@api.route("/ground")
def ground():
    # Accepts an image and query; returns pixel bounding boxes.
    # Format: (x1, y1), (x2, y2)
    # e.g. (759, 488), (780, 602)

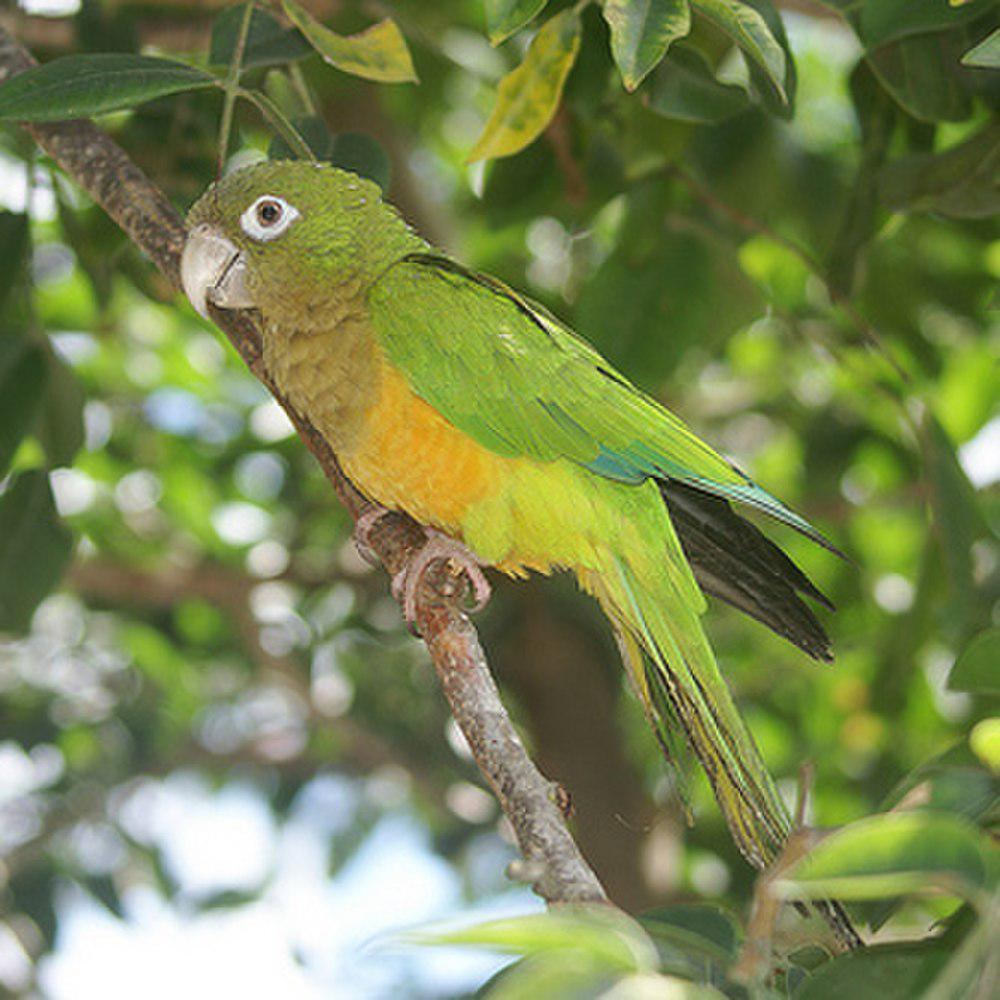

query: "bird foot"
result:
(353, 507), (491, 630)
(390, 529), (491, 630)
(352, 504), (392, 567)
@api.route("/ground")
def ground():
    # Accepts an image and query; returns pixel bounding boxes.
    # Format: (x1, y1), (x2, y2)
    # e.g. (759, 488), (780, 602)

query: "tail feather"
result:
(589, 554), (793, 869)
(581, 546), (861, 950)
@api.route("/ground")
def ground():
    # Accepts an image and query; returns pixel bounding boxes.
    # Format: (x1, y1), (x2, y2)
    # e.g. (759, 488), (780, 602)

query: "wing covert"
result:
(368, 253), (833, 547)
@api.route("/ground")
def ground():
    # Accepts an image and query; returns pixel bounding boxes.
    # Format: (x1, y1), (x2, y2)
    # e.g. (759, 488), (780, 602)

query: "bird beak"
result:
(181, 223), (254, 319)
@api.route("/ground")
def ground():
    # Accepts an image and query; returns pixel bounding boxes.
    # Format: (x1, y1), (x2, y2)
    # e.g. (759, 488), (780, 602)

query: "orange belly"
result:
(338, 359), (503, 536)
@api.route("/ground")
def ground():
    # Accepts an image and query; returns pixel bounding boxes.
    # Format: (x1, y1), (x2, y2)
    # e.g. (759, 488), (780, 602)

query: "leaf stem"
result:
(288, 62), (317, 117)
(217, 0), (255, 175)
(240, 87), (316, 161)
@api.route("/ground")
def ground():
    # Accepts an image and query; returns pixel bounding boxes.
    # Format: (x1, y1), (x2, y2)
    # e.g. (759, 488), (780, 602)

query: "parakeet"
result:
(182, 160), (857, 946)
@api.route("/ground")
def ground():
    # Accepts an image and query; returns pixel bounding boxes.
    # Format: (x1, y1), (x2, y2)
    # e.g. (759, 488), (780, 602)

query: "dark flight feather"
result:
(660, 479), (835, 663)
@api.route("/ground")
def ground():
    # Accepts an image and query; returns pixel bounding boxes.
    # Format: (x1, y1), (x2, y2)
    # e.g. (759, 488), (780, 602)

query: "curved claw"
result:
(391, 529), (491, 630)
(352, 504), (392, 567)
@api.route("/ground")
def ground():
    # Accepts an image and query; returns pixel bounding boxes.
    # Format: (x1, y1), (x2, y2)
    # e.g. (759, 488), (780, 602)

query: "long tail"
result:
(589, 552), (791, 869)
(579, 540), (861, 949)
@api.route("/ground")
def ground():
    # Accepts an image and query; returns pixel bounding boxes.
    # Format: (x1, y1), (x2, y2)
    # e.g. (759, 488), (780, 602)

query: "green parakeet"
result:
(182, 160), (858, 947)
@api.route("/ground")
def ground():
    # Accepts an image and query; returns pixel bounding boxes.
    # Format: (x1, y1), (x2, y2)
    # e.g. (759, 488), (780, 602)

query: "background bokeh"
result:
(0, 0), (997, 995)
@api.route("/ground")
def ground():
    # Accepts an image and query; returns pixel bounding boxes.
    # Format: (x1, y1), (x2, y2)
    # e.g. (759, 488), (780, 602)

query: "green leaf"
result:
(738, 235), (811, 312)
(480, 954), (614, 1000)
(739, 0), (796, 116)
(485, 0), (549, 45)
(35, 353), (85, 469)
(918, 412), (989, 615)
(281, 0), (417, 83)
(603, 0), (692, 92)
(468, 10), (581, 162)
(0, 471), (73, 633)
(867, 33), (975, 123)
(859, 0), (997, 50)
(881, 743), (1000, 825)
(778, 813), (995, 903)
(827, 61), (896, 296)
(962, 26), (1000, 66)
(81, 875), (124, 918)
(648, 43), (751, 122)
(949, 628), (1000, 696)
(577, 208), (760, 379)
(863, 742), (1000, 929)
(0, 338), (49, 477)
(321, 132), (391, 191)
(691, 0), (786, 103)
(797, 940), (954, 1000)
(0, 212), (29, 314)
(409, 907), (659, 973)
(210, 3), (312, 70)
(485, 957), (722, 1000)
(269, 120), (391, 190)
(54, 194), (123, 310)
(0, 54), (217, 122)
(639, 904), (740, 964)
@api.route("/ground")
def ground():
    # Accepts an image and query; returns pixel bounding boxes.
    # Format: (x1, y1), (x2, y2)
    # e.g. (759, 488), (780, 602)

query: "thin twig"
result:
(731, 827), (826, 985)
(288, 63), (318, 117)
(795, 760), (814, 829)
(241, 86), (318, 161)
(0, 25), (608, 908)
(216, 0), (255, 174)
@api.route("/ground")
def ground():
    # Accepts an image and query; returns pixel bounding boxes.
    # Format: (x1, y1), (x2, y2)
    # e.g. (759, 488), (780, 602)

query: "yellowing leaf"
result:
(282, 0), (417, 84)
(468, 10), (581, 162)
(604, 0), (692, 92)
(485, 0), (549, 45)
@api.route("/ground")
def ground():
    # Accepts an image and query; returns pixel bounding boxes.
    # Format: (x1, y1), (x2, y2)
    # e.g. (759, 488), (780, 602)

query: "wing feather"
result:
(369, 253), (836, 548)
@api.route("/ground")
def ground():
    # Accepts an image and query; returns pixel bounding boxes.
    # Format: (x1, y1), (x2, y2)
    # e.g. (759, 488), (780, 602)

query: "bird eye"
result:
(240, 195), (300, 242)
(257, 200), (281, 225)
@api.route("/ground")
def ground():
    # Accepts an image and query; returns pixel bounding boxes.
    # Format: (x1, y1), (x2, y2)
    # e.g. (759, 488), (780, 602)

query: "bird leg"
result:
(353, 505), (491, 629)
(391, 529), (491, 629)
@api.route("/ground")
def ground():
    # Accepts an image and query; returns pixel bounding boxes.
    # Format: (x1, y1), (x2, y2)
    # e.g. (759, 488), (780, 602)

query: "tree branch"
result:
(0, 26), (608, 907)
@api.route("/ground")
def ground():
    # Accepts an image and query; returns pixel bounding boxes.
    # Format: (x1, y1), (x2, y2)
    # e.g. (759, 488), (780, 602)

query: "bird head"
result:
(181, 160), (404, 322)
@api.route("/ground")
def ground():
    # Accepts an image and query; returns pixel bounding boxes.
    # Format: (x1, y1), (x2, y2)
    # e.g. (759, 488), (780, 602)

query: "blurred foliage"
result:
(0, 0), (997, 995)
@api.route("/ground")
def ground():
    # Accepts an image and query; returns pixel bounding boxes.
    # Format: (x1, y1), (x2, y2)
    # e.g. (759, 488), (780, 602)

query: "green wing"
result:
(368, 253), (831, 546)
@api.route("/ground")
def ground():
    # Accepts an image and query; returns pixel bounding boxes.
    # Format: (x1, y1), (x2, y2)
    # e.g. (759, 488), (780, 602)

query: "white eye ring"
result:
(240, 195), (300, 242)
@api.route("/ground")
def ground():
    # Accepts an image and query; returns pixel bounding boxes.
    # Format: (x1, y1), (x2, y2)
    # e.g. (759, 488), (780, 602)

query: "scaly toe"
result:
(396, 530), (490, 629)
(462, 562), (492, 612)
(353, 504), (392, 567)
